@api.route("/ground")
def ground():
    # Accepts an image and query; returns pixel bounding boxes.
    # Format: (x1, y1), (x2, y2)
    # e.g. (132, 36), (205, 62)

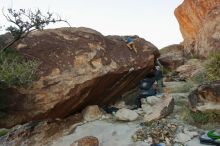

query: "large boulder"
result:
(188, 80), (220, 112)
(143, 95), (174, 122)
(175, 0), (220, 57)
(159, 44), (185, 70)
(176, 59), (203, 80)
(0, 27), (159, 128)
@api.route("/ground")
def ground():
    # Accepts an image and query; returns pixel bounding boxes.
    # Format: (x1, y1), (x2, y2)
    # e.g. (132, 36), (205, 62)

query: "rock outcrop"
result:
(159, 44), (185, 70)
(0, 33), (13, 48)
(188, 80), (220, 112)
(175, 0), (220, 57)
(195, 5), (220, 57)
(175, 0), (220, 41)
(143, 95), (174, 123)
(176, 59), (203, 80)
(0, 27), (159, 128)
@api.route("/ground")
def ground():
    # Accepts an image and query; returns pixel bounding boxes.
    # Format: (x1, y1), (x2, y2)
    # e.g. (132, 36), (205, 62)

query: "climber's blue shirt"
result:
(127, 37), (134, 43)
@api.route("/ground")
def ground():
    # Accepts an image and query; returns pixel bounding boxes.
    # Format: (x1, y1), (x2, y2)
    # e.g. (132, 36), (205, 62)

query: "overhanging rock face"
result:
(0, 27), (159, 128)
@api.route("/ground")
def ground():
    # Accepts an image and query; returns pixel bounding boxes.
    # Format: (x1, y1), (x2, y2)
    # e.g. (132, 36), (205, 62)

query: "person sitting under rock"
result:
(135, 63), (164, 109)
(136, 71), (156, 108)
(102, 105), (119, 114)
(155, 59), (165, 90)
(124, 36), (138, 53)
(155, 65), (164, 94)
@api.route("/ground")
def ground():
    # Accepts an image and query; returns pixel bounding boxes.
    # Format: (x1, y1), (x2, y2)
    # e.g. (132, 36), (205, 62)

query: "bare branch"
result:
(1, 8), (71, 52)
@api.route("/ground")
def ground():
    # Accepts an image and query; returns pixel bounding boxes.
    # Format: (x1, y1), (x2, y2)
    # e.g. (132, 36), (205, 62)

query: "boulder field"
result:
(0, 27), (159, 128)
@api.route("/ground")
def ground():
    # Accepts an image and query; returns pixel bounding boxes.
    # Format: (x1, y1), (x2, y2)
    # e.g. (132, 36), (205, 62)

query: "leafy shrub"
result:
(174, 80), (195, 93)
(0, 49), (39, 88)
(0, 128), (9, 137)
(162, 67), (173, 75)
(180, 103), (220, 126)
(190, 70), (208, 85)
(182, 80), (195, 92)
(205, 53), (220, 81)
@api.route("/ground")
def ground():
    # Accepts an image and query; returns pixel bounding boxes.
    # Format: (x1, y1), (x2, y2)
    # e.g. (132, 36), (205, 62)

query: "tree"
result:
(0, 8), (70, 88)
(1, 8), (70, 52)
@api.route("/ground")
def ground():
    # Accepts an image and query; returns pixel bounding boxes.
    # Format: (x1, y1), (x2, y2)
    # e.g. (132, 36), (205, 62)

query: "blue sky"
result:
(0, 0), (183, 48)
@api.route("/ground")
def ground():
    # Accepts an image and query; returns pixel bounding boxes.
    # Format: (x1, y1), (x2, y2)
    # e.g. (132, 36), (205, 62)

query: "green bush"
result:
(190, 70), (208, 85)
(162, 67), (173, 75)
(205, 53), (220, 81)
(0, 49), (39, 88)
(174, 80), (195, 93)
(180, 103), (220, 126)
(0, 128), (9, 137)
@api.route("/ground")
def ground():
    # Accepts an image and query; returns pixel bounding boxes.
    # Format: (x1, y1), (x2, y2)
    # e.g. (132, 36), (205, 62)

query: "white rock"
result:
(188, 131), (199, 137)
(183, 128), (199, 138)
(101, 115), (106, 119)
(145, 137), (153, 144)
(144, 95), (174, 122)
(82, 105), (102, 122)
(175, 133), (191, 143)
(141, 104), (153, 114)
(147, 96), (161, 105)
(197, 102), (220, 112)
(115, 108), (138, 121)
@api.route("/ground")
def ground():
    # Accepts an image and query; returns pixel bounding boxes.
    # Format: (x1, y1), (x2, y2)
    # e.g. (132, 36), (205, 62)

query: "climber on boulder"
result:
(123, 35), (138, 53)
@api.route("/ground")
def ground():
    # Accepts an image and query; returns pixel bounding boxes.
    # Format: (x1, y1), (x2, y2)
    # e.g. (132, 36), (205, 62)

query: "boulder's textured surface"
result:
(175, 0), (220, 57)
(0, 33), (13, 48)
(0, 114), (83, 146)
(195, 5), (220, 57)
(175, 0), (220, 41)
(143, 95), (174, 122)
(159, 44), (185, 70)
(176, 59), (203, 80)
(188, 80), (220, 112)
(0, 27), (159, 128)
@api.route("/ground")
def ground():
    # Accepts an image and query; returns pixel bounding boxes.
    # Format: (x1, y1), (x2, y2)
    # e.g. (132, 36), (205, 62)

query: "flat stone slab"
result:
(52, 120), (143, 146)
